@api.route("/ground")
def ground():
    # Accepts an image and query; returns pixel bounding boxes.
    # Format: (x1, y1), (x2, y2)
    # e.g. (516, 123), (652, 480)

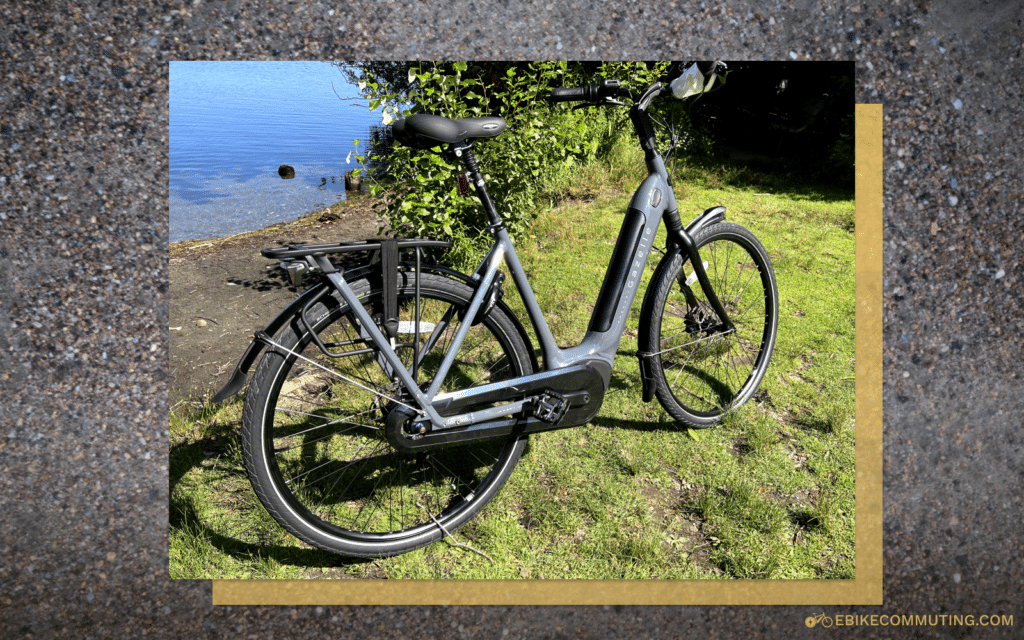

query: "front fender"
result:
(684, 205), (726, 239)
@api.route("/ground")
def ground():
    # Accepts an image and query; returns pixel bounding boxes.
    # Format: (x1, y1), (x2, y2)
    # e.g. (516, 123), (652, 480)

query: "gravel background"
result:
(2, 0), (1022, 637)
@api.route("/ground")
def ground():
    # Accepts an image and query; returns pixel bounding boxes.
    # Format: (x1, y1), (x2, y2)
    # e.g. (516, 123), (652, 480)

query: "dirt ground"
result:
(169, 195), (385, 405)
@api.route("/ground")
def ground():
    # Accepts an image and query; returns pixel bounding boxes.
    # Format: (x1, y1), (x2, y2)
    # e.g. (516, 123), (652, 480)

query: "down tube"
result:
(571, 173), (669, 367)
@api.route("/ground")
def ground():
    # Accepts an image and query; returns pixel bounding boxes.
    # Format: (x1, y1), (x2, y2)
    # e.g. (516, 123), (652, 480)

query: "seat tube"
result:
(455, 144), (502, 226)
(424, 245), (505, 398)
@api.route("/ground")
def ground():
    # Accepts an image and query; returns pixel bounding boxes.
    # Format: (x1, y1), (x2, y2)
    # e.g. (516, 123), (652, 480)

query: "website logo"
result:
(805, 613), (833, 628)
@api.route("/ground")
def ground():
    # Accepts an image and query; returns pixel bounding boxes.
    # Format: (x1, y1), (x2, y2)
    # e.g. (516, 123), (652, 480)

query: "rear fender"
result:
(209, 282), (336, 403)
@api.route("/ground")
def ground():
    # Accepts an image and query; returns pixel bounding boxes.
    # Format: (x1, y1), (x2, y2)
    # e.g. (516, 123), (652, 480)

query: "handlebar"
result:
(549, 61), (727, 107)
(549, 80), (633, 104)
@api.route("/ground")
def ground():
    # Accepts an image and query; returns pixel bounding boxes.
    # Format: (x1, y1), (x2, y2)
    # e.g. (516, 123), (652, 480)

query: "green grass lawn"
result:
(169, 158), (855, 581)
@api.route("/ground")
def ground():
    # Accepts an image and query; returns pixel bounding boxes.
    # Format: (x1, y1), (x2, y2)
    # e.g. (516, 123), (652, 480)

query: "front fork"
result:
(665, 209), (734, 333)
(636, 206), (734, 403)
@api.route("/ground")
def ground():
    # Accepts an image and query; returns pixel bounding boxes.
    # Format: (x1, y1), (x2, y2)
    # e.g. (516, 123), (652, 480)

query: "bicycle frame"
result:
(217, 72), (774, 560)
(324, 183), (664, 422)
(317, 91), (734, 452)
(214, 82), (738, 452)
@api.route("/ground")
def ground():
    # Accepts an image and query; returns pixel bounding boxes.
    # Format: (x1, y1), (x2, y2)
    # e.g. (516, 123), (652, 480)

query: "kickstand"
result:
(416, 502), (494, 562)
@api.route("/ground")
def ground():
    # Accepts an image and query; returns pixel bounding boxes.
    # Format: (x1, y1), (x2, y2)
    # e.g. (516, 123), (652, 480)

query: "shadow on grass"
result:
(169, 435), (374, 577)
(589, 414), (669, 435)
(677, 155), (854, 204)
(788, 506), (827, 532)
(789, 412), (846, 436)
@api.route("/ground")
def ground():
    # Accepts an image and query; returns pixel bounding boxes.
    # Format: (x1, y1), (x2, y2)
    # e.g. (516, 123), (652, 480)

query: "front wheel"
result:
(241, 271), (535, 558)
(641, 222), (779, 428)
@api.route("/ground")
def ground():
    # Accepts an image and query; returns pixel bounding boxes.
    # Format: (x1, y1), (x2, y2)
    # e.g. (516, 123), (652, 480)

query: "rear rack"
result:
(264, 239), (452, 287)
(261, 238), (452, 260)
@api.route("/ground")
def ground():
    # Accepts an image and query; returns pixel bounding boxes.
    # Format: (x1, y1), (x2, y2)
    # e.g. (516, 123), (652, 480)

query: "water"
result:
(169, 61), (383, 243)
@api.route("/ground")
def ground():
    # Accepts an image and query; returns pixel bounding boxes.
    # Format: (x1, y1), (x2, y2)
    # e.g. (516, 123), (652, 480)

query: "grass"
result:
(169, 143), (855, 580)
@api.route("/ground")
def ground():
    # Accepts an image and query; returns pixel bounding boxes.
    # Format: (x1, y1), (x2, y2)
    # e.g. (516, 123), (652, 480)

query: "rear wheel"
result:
(643, 222), (778, 428)
(241, 271), (534, 557)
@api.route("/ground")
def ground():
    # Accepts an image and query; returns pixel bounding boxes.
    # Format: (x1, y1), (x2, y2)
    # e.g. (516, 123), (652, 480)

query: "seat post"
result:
(454, 143), (502, 227)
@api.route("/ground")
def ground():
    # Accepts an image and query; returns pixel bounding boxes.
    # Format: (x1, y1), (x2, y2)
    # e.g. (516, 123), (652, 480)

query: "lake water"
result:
(169, 61), (383, 243)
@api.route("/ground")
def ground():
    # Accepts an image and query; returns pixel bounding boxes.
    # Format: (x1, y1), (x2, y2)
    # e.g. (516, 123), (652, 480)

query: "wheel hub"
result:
(384, 405), (434, 456)
(685, 301), (719, 336)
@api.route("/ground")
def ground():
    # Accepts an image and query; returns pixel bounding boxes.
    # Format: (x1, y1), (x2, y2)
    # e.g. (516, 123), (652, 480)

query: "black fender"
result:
(209, 281), (338, 403)
(685, 205), (726, 238)
(209, 263), (537, 402)
(636, 206), (726, 403)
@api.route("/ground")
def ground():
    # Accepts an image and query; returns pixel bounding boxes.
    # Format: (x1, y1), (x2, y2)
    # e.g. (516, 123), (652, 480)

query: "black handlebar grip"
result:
(550, 82), (624, 103)
(549, 87), (589, 102)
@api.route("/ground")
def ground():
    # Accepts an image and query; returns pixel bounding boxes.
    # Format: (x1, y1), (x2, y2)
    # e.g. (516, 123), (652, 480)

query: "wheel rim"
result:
(659, 233), (773, 417)
(259, 282), (526, 544)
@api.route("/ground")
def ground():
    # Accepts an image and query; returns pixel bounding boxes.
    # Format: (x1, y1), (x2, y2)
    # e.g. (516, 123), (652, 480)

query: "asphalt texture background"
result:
(2, 1), (1022, 637)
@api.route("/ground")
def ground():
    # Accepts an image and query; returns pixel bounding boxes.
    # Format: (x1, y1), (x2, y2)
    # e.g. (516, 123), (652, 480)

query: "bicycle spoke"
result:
(275, 423), (375, 454)
(337, 317), (386, 393)
(284, 439), (375, 490)
(261, 332), (417, 411)
(351, 464), (393, 533)
(274, 407), (379, 435)
(657, 326), (735, 357)
(322, 440), (389, 522)
(243, 271), (531, 552)
(428, 454), (473, 495)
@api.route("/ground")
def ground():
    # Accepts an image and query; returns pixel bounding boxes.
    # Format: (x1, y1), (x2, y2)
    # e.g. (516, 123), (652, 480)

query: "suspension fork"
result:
(664, 214), (735, 332)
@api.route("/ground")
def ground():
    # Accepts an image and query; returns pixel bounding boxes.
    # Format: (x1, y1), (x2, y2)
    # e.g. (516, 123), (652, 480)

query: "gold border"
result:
(212, 104), (882, 606)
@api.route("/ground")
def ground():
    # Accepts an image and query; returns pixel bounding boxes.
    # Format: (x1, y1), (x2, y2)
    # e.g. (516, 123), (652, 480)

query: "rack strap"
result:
(380, 239), (400, 340)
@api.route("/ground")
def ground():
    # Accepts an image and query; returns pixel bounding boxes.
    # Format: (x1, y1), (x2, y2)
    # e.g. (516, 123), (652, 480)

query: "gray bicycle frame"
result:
(324, 83), (734, 433)
(323, 161), (685, 433)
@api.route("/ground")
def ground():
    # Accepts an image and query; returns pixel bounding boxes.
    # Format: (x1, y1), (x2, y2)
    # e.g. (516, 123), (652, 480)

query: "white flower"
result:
(346, 150), (354, 164)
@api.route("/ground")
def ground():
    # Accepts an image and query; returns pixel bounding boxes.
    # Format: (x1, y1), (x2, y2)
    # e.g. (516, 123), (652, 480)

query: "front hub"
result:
(685, 301), (719, 336)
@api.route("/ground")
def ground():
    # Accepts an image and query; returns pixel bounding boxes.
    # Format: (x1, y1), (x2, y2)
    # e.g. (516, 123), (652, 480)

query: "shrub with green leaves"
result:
(349, 61), (676, 268)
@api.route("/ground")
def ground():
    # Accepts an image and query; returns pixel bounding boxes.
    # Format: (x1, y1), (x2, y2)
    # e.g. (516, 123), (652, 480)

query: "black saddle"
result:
(391, 114), (507, 149)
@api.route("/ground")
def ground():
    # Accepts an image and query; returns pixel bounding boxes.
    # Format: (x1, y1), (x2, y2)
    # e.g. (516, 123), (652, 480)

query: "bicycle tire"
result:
(241, 271), (534, 558)
(642, 222), (778, 428)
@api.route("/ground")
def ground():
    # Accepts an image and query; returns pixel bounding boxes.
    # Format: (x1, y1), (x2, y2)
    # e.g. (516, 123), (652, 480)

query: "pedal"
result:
(529, 391), (569, 424)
